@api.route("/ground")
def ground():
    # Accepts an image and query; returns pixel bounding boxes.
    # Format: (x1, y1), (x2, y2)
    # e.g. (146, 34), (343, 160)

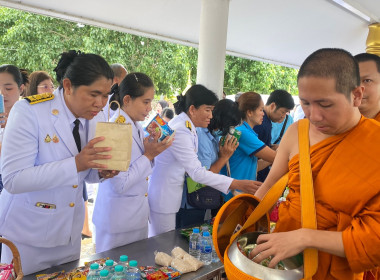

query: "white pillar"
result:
(196, 0), (230, 99)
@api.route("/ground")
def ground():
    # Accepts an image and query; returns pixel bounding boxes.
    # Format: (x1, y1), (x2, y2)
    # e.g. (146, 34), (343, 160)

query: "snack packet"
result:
(140, 266), (168, 280)
(36, 270), (66, 280)
(159, 267), (181, 279)
(144, 114), (175, 142)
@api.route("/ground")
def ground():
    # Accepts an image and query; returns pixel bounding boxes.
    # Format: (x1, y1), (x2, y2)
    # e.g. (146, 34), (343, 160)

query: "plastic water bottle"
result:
(201, 225), (209, 235)
(99, 269), (110, 280)
(104, 260), (116, 276)
(119, 255), (129, 271)
(212, 243), (219, 263)
(87, 263), (100, 280)
(189, 228), (200, 259)
(125, 260), (140, 280)
(200, 232), (212, 265)
(111, 265), (126, 280)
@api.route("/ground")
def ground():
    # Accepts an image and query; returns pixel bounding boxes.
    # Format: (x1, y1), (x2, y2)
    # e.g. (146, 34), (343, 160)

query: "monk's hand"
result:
(75, 136), (112, 172)
(99, 169), (119, 179)
(249, 229), (307, 268)
(143, 134), (174, 161)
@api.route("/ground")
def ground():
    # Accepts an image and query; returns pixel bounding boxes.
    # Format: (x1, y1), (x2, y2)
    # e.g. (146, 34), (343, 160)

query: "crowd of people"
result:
(0, 47), (379, 279)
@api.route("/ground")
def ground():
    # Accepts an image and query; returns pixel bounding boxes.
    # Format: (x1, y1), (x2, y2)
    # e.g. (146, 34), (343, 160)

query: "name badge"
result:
(35, 202), (56, 209)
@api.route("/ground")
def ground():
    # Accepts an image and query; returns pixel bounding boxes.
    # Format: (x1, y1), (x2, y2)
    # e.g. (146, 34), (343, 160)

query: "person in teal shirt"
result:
(223, 92), (277, 198)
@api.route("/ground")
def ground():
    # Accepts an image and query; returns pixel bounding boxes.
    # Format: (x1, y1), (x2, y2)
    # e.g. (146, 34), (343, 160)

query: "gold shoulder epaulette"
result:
(186, 121), (192, 131)
(24, 93), (55, 105)
(115, 115), (126, 124)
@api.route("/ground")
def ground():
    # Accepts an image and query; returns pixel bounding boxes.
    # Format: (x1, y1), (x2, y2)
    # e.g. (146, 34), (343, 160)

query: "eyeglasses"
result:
(37, 85), (55, 91)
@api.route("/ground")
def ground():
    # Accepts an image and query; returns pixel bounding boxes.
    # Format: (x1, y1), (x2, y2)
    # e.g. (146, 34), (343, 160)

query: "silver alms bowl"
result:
(227, 232), (304, 280)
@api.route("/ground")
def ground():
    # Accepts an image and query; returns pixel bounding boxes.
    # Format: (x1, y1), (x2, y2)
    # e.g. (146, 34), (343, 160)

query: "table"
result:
(24, 230), (224, 280)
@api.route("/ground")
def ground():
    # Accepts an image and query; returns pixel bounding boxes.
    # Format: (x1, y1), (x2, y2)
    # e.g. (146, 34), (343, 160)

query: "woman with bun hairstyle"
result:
(93, 72), (173, 253)
(0, 50), (119, 274)
(148, 85), (262, 236)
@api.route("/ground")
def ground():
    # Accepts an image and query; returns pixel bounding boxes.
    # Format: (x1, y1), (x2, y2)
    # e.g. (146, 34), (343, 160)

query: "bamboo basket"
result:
(0, 237), (23, 280)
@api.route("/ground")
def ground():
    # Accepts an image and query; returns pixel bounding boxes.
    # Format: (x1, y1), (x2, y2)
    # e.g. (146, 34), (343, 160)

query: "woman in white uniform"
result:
(0, 50), (118, 274)
(93, 72), (173, 253)
(148, 85), (262, 236)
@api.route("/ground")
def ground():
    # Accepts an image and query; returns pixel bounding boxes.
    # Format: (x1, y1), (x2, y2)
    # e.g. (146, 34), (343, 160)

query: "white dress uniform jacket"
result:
(0, 89), (103, 274)
(93, 110), (152, 253)
(148, 112), (233, 215)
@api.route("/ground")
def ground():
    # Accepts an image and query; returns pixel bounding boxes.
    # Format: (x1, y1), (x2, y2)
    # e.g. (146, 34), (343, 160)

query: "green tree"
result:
(0, 7), (298, 97)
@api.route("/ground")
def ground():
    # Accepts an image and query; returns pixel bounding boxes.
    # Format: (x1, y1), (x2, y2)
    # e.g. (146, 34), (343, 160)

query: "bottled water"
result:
(201, 226), (209, 235)
(212, 243), (219, 263)
(111, 265), (126, 280)
(104, 259), (116, 276)
(125, 260), (140, 280)
(87, 263), (100, 280)
(99, 270), (110, 280)
(200, 232), (212, 265)
(119, 255), (129, 271)
(189, 228), (200, 259)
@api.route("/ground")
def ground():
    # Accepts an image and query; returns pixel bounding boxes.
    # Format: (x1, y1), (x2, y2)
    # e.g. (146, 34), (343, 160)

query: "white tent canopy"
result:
(1, 0), (379, 68)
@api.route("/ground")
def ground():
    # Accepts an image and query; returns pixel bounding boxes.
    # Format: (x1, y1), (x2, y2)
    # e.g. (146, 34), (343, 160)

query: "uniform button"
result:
(146, 177), (149, 181)
(69, 203), (75, 207)
(145, 193), (148, 197)
(73, 185), (78, 188)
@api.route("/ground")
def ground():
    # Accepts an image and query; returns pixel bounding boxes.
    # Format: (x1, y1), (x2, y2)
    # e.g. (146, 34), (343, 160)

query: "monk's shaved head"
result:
(298, 48), (360, 99)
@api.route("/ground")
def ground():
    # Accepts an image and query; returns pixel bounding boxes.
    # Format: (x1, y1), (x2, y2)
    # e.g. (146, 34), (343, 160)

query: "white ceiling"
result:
(0, 0), (378, 68)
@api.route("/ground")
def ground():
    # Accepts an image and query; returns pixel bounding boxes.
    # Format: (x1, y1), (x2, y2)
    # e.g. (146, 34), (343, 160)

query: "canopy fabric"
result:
(1, 0), (379, 68)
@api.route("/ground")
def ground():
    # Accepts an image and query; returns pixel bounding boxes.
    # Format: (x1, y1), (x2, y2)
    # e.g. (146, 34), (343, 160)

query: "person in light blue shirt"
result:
(271, 114), (294, 145)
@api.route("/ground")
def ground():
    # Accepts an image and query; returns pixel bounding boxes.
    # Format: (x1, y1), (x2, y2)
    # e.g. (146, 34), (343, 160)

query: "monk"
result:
(355, 53), (380, 280)
(252, 48), (380, 279)
(355, 53), (380, 122)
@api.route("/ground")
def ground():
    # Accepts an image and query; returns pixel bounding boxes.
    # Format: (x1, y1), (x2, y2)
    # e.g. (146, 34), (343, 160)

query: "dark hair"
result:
(208, 99), (241, 135)
(110, 63), (127, 78)
(354, 53), (380, 74)
(0, 64), (23, 87)
(19, 68), (29, 86)
(174, 84), (218, 115)
(109, 72), (154, 110)
(54, 50), (114, 88)
(298, 48), (360, 98)
(158, 100), (169, 110)
(266, 89), (295, 110)
(162, 107), (174, 120)
(25, 71), (53, 96)
(237, 92), (262, 119)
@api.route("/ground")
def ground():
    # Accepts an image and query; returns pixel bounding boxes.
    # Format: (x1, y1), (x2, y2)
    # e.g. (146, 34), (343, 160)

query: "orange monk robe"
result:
(375, 111), (380, 122)
(363, 112), (380, 280)
(275, 117), (380, 280)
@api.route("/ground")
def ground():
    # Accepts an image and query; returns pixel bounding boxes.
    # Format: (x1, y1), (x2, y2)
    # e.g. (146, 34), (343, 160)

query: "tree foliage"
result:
(0, 7), (298, 98)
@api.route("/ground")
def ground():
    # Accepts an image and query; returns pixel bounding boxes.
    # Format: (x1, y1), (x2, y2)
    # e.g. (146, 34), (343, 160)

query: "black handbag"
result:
(185, 162), (231, 210)
(186, 185), (224, 210)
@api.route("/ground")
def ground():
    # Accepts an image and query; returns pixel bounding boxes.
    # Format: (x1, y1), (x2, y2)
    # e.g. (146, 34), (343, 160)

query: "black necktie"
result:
(73, 119), (81, 152)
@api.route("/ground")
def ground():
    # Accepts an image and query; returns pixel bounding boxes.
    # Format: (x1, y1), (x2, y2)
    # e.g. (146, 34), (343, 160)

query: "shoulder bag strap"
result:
(229, 173), (288, 243)
(298, 118), (318, 279)
(273, 114), (289, 144)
